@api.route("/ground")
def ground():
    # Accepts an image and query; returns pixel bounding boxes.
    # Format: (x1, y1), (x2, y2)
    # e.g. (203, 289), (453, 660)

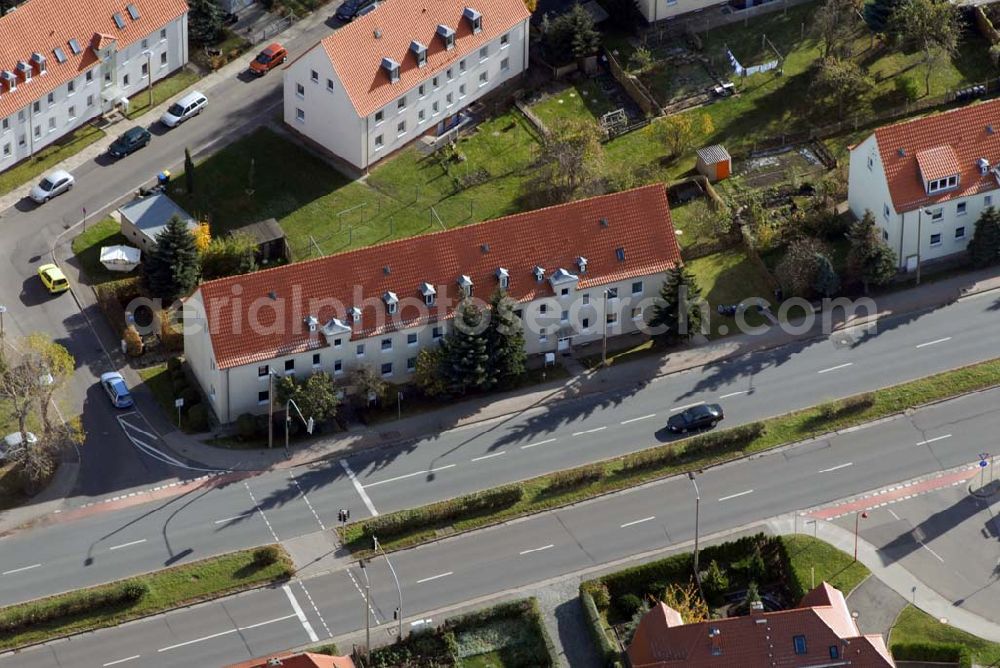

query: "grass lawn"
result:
(70, 217), (137, 285)
(782, 534), (870, 596)
(686, 248), (775, 337)
(125, 68), (203, 120)
(669, 198), (729, 249)
(890, 605), (1000, 664)
(0, 123), (104, 197)
(137, 364), (181, 429)
(0, 546), (293, 650)
(530, 80), (618, 126)
(339, 356), (1000, 555)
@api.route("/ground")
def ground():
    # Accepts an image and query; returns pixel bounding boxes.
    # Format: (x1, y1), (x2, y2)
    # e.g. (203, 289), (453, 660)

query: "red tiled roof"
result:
(226, 651), (355, 668)
(0, 0), (188, 120)
(871, 99), (1000, 213)
(196, 184), (681, 370)
(318, 0), (530, 117)
(627, 582), (896, 668)
(914, 145), (960, 183)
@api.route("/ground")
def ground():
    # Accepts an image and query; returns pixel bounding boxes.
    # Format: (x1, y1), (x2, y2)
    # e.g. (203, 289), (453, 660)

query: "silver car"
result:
(160, 91), (207, 128)
(30, 169), (74, 203)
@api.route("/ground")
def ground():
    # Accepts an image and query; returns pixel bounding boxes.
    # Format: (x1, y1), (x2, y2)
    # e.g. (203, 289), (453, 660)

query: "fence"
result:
(645, 0), (816, 42)
(246, 12), (296, 45)
(604, 49), (663, 117)
(514, 99), (552, 139)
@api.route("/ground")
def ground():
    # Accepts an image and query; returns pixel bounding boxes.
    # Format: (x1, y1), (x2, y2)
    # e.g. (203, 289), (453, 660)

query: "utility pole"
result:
(267, 370), (275, 448)
(853, 511), (868, 562)
(688, 472), (705, 604)
(359, 559), (371, 657)
(601, 289), (610, 366)
(144, 51), (153, 110)
(374, 535), (403, 641)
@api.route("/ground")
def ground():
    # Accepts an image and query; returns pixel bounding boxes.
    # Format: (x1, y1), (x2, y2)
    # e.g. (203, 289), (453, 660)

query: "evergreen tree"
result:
(541, 3), (601, 62)
(144, 215), (200, 302)
(863, 0), (903, 35)
(846, 211), (897, 293)
(485, 290), (526, 388)
(812, 252), (841, 297)
(968, 206), (1000, 268)
(441, 300), (491, 394)
(188, 0), (223, 45)
(647, 266), (703, 344)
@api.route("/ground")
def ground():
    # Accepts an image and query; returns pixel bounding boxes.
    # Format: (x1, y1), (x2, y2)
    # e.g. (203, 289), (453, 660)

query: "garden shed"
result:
(696, 145), (732, 183)
(118, 194), (198, 251)
(240, 218), (289, 265)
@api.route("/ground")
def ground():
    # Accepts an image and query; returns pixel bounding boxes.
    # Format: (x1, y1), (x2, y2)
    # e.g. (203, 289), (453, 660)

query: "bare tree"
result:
(895, 0), (961, 96)
(812, 0), (858, 59)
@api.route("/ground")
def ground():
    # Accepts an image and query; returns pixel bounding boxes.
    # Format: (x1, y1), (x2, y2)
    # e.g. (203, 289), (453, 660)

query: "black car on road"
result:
(335, 0), (378, 21)
(667, 403), (724, 433)
(108, 126), (152, 159)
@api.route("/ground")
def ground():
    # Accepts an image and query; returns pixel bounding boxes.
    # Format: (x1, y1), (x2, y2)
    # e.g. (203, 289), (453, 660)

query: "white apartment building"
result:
(282, 0), (530, 170)
(848, 99), (1000, 272)
(0, 0), (189, 173)
(183, 185), (682, 424)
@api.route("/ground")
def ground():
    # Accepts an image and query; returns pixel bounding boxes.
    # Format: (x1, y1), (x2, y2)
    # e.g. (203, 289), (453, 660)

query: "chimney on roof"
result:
(268, 290), (277, 300)
(480, 243), (490, 253)
(988, 124), (995, 135)
(383, 265), (391, 275)
(897, 148), (906, 157)
(599, 217), (609, 228)
(266, 659), (283, 667)
(374, 28), (382, 39)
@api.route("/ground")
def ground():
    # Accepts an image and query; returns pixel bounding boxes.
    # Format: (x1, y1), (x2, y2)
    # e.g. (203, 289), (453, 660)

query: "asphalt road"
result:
(1, 288), (1000, 606)
(3, 382), (998, 667)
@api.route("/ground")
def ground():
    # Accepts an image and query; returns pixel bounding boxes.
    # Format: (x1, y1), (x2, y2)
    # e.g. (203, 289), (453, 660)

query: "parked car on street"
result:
(160, 91), (207, 128)
(249, 43), (287, 75)
(37, 264), (70, 294)
(335, 0), (378, 21)
(0, 430), (36, 461)
(667, 403), (724, 433)
(108, 126), (152, 159)
(100, 371), (134, 409)
(30, 169), (74, 203)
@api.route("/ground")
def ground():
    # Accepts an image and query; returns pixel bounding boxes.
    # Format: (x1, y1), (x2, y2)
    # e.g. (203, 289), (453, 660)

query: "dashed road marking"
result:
(519, 544), (554, 556)
(243, 481), (280, 543)
(416, 571), (453, 584)
(670, 402), (705, 413)
(572, 426), (607, 436)
(916, 434), (952, 446)
(818, 463), (853, 473)
(108, 539), (147, 551)
(620, 516), (656, 528)
(520, 438), (557, 450)
(2, 563), (41, 576)
(290, 472), (326, 531)
(471, 451), (506, 462)
(915, 337), (952, 349)
(103, 655), (141, 666)
(719, 390), (750, 399)
(157, 614), (298, 652)
(718, 489), (754, 502)
(817, 362), (853, 374)
(283, 584), (320, 643)
(299, 581), (333, 639)
(621, 414), (656, 425)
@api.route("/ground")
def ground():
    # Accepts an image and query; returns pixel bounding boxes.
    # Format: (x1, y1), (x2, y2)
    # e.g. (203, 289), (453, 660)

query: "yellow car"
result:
(37, 264), (69, 294)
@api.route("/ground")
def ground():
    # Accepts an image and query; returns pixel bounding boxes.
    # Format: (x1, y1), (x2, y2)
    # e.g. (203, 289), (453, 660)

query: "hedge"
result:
(355, 484), (524, 542)
(619, 421), (766, 474)
(580, 586), (622, 668)
(0, 581), (148, 634)
(544, 463), (604, 494)
(891, 641), (972, 668)
(443, 598), (555, 667)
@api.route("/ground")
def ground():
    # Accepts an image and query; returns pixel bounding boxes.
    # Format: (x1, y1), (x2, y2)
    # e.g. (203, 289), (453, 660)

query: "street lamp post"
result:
(359, 559), (371, 656)
(268, 370), (276, 449)
(284, 397), (315, 459)
(143, 51), (153, 110)
(688, 471), (705, 604)
(374, 535), (403, 641)
(0, 304), (6, 360)
(853, 511), (868, 562)
(601, 289), (612, 367)
(915, 208), (933, 285)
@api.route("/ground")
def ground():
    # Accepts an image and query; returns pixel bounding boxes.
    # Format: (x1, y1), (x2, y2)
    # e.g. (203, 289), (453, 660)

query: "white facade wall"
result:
(0, 13), (188, 171)
(848, 134), (998, 270)
(284, 19), (529, 170)
(637, 0), (726, 22)
(190, 272), (666, 423)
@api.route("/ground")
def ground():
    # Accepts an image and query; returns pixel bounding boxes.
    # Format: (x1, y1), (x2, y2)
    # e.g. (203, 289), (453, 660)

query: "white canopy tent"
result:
(99, 245), (141, 272)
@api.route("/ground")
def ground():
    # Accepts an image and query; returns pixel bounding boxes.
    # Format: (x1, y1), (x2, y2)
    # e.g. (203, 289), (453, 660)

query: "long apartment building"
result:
(848, 98), (1000, 273)
(282, 0), (530, 170)
(0, 0), (189, 173)
(183, 185), (682, 423)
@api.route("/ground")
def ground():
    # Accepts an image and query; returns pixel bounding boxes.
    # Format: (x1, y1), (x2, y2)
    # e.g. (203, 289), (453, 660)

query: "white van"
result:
(160, 91), (208, 128)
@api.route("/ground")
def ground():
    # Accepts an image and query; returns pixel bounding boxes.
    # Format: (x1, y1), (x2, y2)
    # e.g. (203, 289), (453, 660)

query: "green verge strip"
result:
(0, 545), (293, 651)
(338, 357), (1000, 556)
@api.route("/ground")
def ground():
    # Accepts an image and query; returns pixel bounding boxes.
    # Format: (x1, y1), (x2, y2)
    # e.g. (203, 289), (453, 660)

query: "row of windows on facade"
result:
(883, 194), (994, 221)
(9, 25), (166, 82)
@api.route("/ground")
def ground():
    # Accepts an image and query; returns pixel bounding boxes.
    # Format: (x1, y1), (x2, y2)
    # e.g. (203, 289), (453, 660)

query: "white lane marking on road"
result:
(341, 459), (379, 517)
(214, 512), (255, 524)
(719, 391), (749, 399)
(519, 544), (555, 556)
(818, 462), (854, 473)
(917, 539), (945, 563)
(915, 336), (952, 349)
(364, 470), (424, 488)
(290, 472), (326, 531)
(621, 414), (656, 425)
(620, 516), (656, 528)
(116, 414), (225, 473)
(117, 418), (158, 440)
(299, 581), (333, 639)
(157, 614), (300, 652)
(670, 402), (705, 413)
(718, 489), (754, 502)
(520, 438), (557, 450)
(2, 563), (41, 575)
(430, 464), (457, 473)
(283, 584), (320, 643)
(817, 362), (854, 374)
(108, 538), (147, 551)
(416, 571), (453, 584)
(239, 613), (299, 631)
(103, 656), (141, 666)
(345, 569), (382, 624)
(243, 481), (280, 542)
(916, 434), (952, 446)
(471, 451), (506, 462)
(888, 508), (901, 521)
(572, 426), (607, 436)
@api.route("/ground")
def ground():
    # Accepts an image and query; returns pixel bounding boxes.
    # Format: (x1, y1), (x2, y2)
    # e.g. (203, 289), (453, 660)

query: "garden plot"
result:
(641, 49), (720, 108)
(735, 145), (827, 189)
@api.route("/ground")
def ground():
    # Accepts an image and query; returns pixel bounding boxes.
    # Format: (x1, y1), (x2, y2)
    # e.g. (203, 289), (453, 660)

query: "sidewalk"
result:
(163, 264), (1000, 472)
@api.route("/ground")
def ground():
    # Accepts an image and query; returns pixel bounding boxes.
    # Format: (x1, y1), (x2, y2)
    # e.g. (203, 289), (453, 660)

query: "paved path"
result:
(846, 575), (907, 640)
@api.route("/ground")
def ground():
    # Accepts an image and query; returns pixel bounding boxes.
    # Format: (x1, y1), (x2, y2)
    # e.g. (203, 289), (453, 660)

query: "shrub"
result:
(544, 463), (604, 494)
(172, 378), (189, 395)
(253, 546), (280, 567)
(236, 413), (259, 439)
(166, 357), (182, 373)
(701, 560), (730, 606)
(890, 641), (971, 667)
(617, 593), (644, 617)
(186, 403), (208, 432)
(0, 580), (149, 633)
(123, 325), (143, 357)
(180, 387), (200, 407)
(590, 583), (611, 610)
(580, 586), (620, 667)
(620, 446), (679, 474)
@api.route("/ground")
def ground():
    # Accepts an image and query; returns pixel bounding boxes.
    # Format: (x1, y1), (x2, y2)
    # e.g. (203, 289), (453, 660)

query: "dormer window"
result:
(410, 40), (427, 68)
(927, 175), (959, 194)
(457, 274), (473, 297)
(437, 24), (456, 50)
(463, 7), (482, 34)
(1, 70), (16, 91)
(495, 267), (509, 289)
(304, 315), (319, 332)
(979, 158), (990, 175)
(16, 61), (31, 82)
(349, 306), (362, 324)
(31, 53), (46, 75)
(577, 256), (588, 273)
(383, 291), (399, 314)
(420, 282), (437, 306)
(381, 57), (400, 83)
(533, 266), (545, 283)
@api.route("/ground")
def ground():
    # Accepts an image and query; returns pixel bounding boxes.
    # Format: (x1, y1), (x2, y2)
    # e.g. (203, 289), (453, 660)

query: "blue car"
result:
(100, 371), (134, 409)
